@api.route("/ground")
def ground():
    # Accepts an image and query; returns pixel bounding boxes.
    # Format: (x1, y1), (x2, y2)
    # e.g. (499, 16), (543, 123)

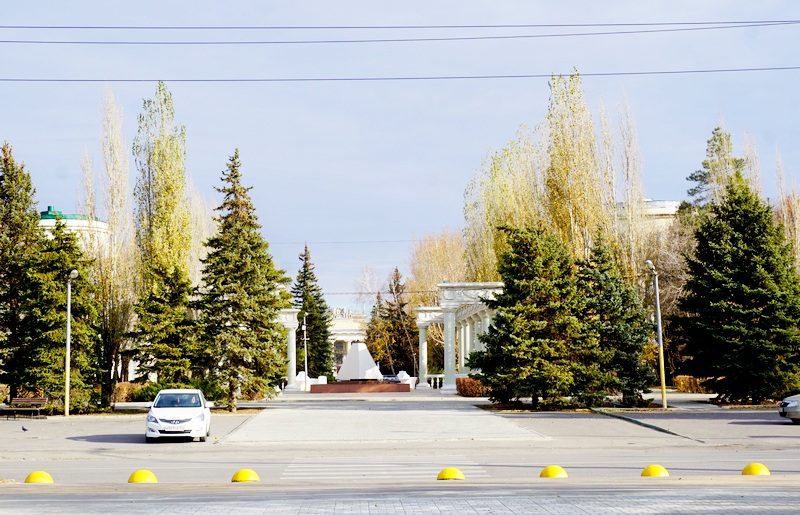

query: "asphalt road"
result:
(2, 393), (800, 513)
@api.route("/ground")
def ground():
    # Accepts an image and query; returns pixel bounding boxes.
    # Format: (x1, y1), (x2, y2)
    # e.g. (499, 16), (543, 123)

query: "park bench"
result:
(1, 397), (48, 419)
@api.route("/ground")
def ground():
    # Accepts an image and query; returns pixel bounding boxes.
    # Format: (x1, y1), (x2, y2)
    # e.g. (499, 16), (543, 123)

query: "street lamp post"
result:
(645, 260), (668, 409)
(65, 269), (78, 417)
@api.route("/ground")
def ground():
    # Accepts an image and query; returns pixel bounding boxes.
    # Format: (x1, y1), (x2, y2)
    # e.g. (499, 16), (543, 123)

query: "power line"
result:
(1, 20), (798, 30)
(2, 65), (799, 83)
(0, 22), (794, 45)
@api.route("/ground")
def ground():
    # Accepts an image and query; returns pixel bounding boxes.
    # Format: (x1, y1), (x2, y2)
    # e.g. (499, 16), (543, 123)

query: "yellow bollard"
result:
(437, 467), (465, 480)
(742, 463), (770, 476)
(641, 464), (669, 477)
(128, 469), (158, 483)
(539, 465), (568, 478)
(24, 471), (53, 483)
(231, 469), (260, 482)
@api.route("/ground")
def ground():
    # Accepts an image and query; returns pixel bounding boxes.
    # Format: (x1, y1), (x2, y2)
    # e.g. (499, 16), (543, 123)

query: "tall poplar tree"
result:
(291, 245), (333, 380)
(198, 150), (290, 411)
(676, 172), (800, 403)
(81, 88), (140, 404)
(0, 143), (45, 398)
(132, 81), (190, 288)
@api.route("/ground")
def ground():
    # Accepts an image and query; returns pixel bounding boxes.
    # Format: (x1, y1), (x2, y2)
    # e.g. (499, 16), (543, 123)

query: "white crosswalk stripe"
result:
(280, 455), (490, 481)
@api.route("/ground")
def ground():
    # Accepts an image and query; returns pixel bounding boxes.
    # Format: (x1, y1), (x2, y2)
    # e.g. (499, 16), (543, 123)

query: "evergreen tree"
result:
(0, 143), (45, 399)
(23, 219), (99, 410)
(365, 292), (393, 372)
(197, 150), (290, 411)
(575, 236), (655, 406)
(675, 172), (800, 403)
(364, 269), (418, 375)
(291, 245), (333, 380)
(467, 226), (587, 407)
(133, 264), (195, 385)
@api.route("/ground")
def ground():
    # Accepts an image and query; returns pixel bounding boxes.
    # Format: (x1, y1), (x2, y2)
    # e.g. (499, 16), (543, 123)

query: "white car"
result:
(779, 393), (800, 424)
(145, 389), (212, 443)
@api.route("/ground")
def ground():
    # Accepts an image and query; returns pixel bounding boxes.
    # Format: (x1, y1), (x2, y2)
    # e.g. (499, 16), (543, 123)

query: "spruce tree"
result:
(575, 236), (654, 406)
(467, 226), (586, 407)
(24, 219), (99, 410)
(198, 150), (290, 411)
(0, 143), (45, 399)
(133, 264), (195, 385)
(675, 172), (800, 403)
(291, 245), (333, 380)
(365, 292), (393, 373)
(363, 269), (418, 375)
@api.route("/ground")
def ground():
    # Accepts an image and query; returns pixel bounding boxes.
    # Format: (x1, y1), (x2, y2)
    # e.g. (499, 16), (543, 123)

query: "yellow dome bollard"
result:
(128, 470), (158, 483)
(742, 463), (770, 476)
(641, 464), (669, 477)
(24, 471), (53, 484)
(539, 465), (568, 478)
(231, 469), (260, 482)
(437, 467), (465, 480)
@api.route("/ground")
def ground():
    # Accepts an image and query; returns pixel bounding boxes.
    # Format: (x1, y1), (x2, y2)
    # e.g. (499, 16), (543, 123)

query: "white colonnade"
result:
(415, 282), (502, 394)
(278, 308), (301, 391)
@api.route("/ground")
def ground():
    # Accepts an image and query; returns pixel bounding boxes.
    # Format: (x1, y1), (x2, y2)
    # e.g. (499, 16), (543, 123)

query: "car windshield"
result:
(154, 393), (200, 408)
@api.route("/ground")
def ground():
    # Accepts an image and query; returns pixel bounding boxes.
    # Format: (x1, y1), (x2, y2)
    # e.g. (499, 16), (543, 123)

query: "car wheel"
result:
(199, 436), (206, 442)
(145, 436), (155, 443)
(791, 418), (800, 425)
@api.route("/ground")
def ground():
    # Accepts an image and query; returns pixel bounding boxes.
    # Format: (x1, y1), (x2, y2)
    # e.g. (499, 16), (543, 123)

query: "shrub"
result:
(129, 382), (168, 402)
(674, 375), (708, 394)
(457, 377), (490, 397)
(112, 382), (136, 402)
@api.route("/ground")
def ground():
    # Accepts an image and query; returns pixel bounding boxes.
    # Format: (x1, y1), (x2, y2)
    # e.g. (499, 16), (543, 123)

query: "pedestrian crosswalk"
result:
(280, 455), (490, 481)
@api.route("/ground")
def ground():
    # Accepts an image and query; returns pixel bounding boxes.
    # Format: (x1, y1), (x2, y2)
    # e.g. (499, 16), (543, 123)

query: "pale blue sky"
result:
(2, 2), (799, 310)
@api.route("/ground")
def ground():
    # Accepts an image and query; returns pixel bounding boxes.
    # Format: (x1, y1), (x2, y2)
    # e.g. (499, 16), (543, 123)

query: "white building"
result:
(329, 308), (367, 365)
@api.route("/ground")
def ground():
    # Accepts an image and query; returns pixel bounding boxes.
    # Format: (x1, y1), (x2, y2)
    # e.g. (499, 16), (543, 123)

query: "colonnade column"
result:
(441, 307), (457, 394)
(461, 319), (473, 373)
(278, 308), (301, 391)
(416, 323), (430, 389)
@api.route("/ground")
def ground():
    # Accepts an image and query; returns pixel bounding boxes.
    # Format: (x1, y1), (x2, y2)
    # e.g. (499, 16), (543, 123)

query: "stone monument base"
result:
(310, 382), (410, 393)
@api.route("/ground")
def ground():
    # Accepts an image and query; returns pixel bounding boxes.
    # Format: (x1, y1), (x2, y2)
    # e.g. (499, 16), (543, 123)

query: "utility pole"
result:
(645, 260), (668, 409)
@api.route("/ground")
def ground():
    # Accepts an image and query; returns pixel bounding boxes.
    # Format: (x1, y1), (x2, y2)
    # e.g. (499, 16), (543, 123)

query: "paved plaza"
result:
(3, 389), (800, 513)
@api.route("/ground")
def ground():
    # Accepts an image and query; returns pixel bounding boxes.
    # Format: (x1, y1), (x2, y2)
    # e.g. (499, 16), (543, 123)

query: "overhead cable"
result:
(2, 65), (799, 83)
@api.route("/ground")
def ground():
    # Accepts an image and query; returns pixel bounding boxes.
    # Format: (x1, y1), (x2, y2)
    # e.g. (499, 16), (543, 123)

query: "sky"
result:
(2, 2), (799, 311)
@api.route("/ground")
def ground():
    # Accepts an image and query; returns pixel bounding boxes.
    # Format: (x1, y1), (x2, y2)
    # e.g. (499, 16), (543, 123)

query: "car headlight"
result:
(147, 414), (158, 423)
(192, 412), (205, 422)
(785, 400), (799, 408)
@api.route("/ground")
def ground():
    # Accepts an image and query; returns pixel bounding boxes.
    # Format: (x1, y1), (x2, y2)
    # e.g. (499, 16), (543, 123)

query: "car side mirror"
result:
(206, 401), (214, 408)
(145, 402), (152, 408)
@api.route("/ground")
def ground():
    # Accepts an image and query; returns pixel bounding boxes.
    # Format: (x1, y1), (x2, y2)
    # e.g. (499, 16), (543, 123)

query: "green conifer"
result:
(133, 264), (195, 385)
(292, 245), (334, 380)
(24, 219), (99, 410)
(468, 226), (585, 407)
(0, 143), (46, 399)
(575, 236), (654, 406)
(198, 150), (290, 411)
(676, 172), (800, 402)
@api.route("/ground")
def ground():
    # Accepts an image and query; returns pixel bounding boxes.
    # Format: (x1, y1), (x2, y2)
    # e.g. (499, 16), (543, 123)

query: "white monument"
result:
(335, 342), (383, 381)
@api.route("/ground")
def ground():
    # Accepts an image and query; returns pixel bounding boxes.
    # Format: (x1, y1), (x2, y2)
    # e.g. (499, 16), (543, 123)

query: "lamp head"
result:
(68, 269), (79, 280)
